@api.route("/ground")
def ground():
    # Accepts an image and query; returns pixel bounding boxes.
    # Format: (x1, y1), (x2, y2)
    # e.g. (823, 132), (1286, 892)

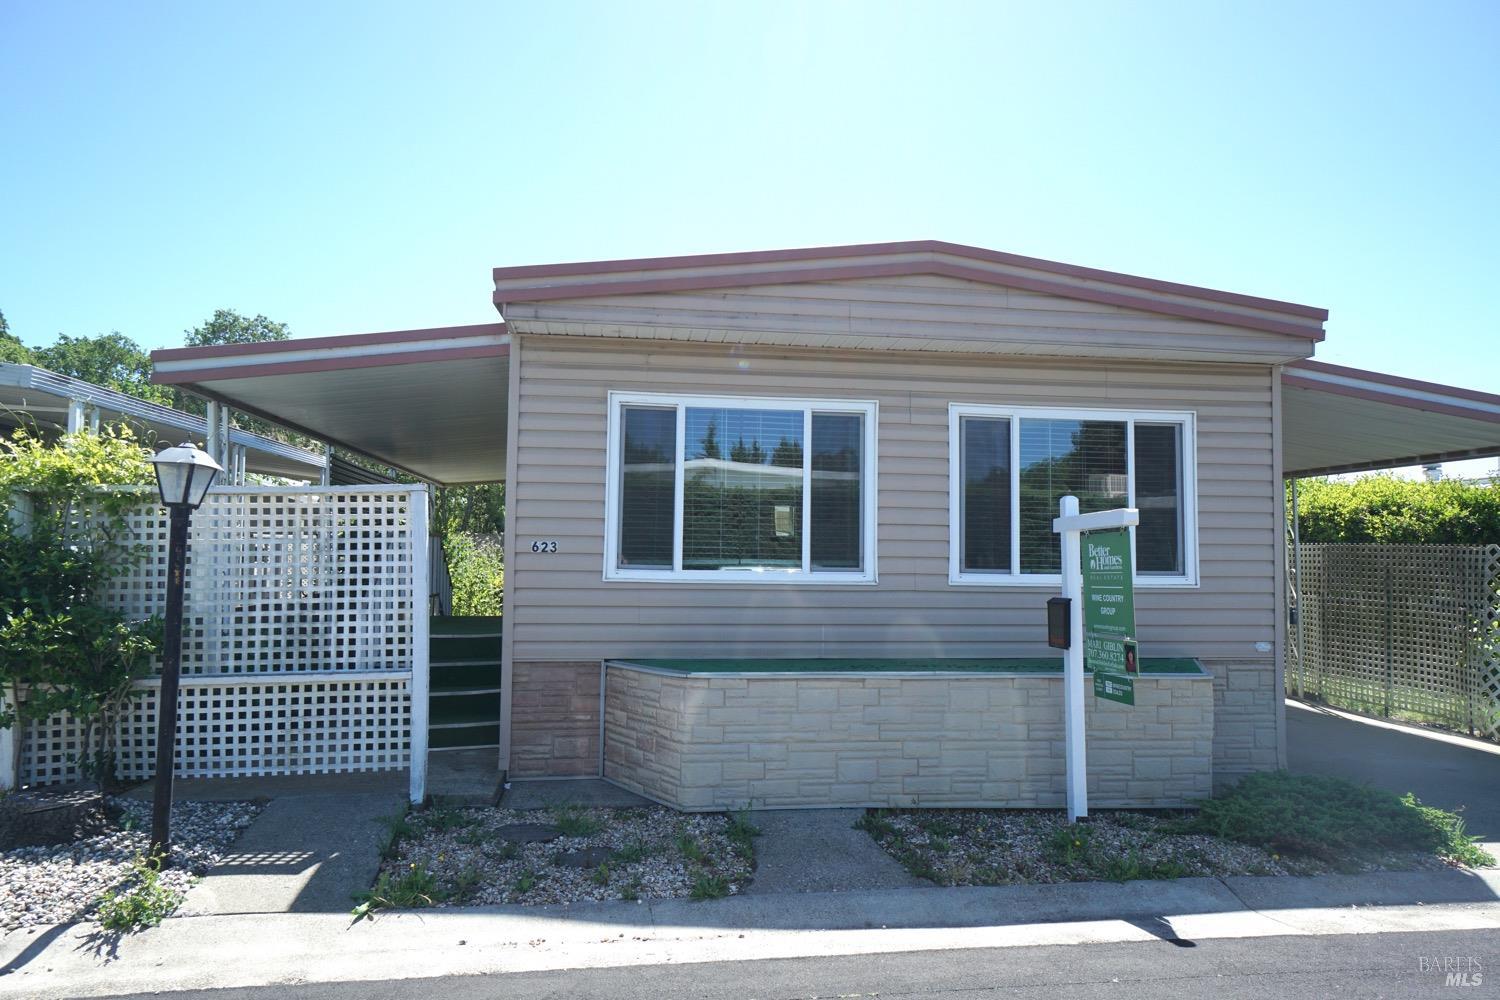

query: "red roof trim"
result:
(1281, 373), (1500, 424)
(1288, 359), (1500, 407)
(151, 322), (508, 363)
(152, 343), (509, 385)
(493, 241), (1329, 321)
(496, 258), (1325, 342)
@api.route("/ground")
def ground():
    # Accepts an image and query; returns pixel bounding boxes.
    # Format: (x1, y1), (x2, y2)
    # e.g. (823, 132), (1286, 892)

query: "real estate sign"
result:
(1082, 528), (1136, 706)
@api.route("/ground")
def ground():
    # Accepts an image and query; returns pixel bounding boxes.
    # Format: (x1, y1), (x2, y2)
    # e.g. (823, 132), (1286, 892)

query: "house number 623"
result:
(531, 540), (558, 553)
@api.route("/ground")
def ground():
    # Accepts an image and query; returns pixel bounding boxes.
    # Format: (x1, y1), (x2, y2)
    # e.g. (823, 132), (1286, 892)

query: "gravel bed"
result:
(377, 805), (755, 907)
(858, 809), (1446, 886)
(0, 797), (263, 932)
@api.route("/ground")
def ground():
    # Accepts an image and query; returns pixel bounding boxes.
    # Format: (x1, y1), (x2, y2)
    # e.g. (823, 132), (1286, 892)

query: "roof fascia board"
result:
(494, 258), (1324, 341)
(492, 240), (1329, 321)
(1289, 359), (1500, 408)
(152, 322), (508, 364)
(153, 342), (509, 386)
(1282, 373), (1500, 423)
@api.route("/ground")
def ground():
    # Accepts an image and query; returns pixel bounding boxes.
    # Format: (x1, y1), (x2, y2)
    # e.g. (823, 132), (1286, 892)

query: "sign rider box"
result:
(1082, 527), (1137, 705)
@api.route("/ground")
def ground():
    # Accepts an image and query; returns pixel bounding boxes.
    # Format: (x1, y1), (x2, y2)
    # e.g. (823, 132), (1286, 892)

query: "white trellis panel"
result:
(1289, 543), (1500, 739)
(19, 486), (428, 788)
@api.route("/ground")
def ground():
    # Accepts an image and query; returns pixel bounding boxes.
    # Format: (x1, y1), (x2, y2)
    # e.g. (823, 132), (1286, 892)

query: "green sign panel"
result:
(1082, 527), (1137, 705)
(1093, 668), (1135, 704)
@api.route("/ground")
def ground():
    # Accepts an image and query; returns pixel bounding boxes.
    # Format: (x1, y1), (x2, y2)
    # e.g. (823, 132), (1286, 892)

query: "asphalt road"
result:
(98, 929), (1494, 999)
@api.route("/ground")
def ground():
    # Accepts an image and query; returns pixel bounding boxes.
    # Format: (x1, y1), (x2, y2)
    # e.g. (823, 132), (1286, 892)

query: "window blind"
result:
(1017, 419), (1127, 573)
(618, 405), (676, 567)
(682, 407), (804, 571)
(1134, 422), (1183, 574)
(810, 413), (863, 570)
(961, 416), (1011, 573)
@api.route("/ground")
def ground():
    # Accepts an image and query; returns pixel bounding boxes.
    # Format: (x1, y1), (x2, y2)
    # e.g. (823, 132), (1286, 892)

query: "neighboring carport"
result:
(1, 361), (326, 481)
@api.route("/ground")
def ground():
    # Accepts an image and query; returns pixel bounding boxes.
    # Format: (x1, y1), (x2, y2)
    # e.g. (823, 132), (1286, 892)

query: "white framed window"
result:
(948, 403), (1198, 588)
(605, 391), (878, 583)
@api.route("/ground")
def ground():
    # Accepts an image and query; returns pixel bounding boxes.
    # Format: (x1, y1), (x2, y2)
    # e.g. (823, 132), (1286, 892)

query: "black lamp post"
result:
(148, 442), (222, 863)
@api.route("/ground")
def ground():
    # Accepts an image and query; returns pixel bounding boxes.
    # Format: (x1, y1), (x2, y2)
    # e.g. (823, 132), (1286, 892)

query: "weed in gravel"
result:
(552, 806), (604, 837)
(376, 812), (417, 861)
(352, 864), (442, 920)
(611, 841), (650, 865)
(422, 807), (471, 833)
(95, 854), (182, 931)
(1148, 860), (1191, 880)
(492, 840), (521, 861)
(622, 878), (643, 901)
(1101, 851), (1143, 883)
(855, 810), (897, 839)
(459, 828), (488, 847)
(918, 815), (961, 839)
(929, 836), (951, 854)
(450, 865), (483, 903)
(727, 811), (760, 859)
(514, 868), (538, 894)
(904, 852), (943, 883)
(1045, 825), (1092, 866)
(676, 832), (705, 863)
(591, 863), (611, 886)
(690, 874), (729, 900)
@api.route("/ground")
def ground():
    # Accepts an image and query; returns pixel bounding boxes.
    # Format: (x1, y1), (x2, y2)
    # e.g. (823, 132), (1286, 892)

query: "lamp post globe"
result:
(148, 442), (222, 862)
(150, 442), (223, 509)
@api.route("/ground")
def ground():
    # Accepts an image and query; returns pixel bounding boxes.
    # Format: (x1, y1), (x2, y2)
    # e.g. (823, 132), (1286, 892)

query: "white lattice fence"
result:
(1288, 543), (1500, 738)
(17, 486), (429, 789)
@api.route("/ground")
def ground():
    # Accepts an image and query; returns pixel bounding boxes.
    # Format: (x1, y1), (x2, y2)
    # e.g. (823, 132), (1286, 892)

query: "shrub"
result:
(1291, 476), (1500, 544)
(444, 532), (503, 617)
(96, 854), (183, 931)
(0, 426), (160, 788)
(1191, 771), (1495, 868)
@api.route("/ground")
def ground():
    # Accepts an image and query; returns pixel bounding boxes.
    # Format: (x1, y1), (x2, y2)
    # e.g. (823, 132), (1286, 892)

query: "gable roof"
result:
(492, 240), (1327, 342)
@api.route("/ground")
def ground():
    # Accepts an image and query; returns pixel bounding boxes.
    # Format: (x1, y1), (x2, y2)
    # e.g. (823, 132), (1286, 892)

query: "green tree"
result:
(0, 309), (34, 364)
(183, 309), (290, 348)
(33, 332), (170, 404)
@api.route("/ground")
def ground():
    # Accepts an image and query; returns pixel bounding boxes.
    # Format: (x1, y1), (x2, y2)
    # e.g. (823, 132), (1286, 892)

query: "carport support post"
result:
(1057, 495), (1088, 824)
(409, 485), (430, 805)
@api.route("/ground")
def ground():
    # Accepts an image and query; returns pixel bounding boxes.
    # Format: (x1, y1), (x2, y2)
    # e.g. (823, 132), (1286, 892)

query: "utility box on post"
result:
(1047, 597), (1071, 650)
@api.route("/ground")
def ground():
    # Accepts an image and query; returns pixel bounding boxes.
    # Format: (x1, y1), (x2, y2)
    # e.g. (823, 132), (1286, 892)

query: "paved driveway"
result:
(1287, 700), (1500, 844)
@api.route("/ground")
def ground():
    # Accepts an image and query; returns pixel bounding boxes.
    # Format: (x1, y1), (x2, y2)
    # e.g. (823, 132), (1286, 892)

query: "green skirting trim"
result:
(618, 657), (1206, 676)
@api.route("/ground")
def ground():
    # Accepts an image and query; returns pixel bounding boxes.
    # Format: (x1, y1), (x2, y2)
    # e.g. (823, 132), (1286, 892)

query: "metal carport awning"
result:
(1282, 360), (1500, 478)
(151, 323), (510, 486)
(1, 361), (327, 480)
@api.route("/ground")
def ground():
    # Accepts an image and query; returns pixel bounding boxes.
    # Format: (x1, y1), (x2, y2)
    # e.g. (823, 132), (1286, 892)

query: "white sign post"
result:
(1053, 495), (1140, 824)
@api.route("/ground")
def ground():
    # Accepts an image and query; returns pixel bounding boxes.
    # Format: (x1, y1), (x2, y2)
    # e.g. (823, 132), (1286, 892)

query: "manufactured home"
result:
(138, 241), (1500, 810)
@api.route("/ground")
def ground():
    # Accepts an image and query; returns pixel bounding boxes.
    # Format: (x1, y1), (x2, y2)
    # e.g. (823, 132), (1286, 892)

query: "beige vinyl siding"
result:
(501, 274), (1317, 363)
(508, 336), (1279, 666)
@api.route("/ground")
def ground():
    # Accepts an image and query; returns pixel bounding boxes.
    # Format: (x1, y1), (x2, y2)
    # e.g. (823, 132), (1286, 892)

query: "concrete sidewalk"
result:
(121, 775), (407, 916)
(2, 868), (1498, 998)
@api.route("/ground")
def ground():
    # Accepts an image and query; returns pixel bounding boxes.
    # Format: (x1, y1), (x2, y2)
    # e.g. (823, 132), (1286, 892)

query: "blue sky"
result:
(1, 1), (1496, 392)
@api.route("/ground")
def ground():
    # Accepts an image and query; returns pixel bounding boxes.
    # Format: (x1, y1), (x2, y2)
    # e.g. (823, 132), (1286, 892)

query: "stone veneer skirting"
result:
(509, 661), (601, 778)
(601, 663), (1214, 811)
